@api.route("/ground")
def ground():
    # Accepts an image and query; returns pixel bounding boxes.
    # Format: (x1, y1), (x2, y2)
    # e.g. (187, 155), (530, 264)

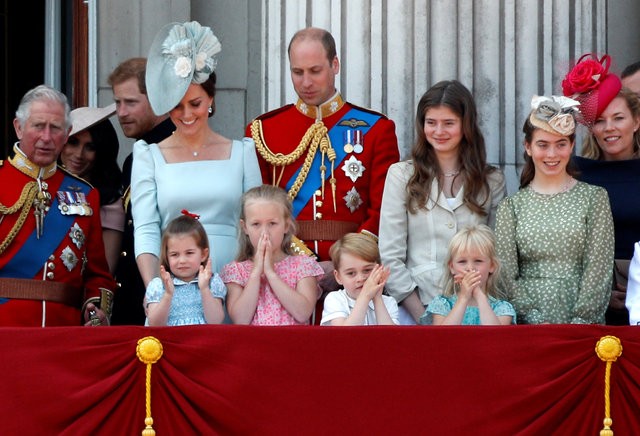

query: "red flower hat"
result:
(562, 53), (622, 127)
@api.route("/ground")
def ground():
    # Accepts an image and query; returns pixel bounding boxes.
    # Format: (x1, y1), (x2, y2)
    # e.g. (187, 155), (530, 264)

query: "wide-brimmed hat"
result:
(529, 95), (580, 137)
(561, 53), (622, 127)
(145, 21), (221, 115)
(69, 103), (116, 137)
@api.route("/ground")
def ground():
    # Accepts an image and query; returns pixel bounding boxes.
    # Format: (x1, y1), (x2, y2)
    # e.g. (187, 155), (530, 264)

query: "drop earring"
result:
(208, 106), (213, 114)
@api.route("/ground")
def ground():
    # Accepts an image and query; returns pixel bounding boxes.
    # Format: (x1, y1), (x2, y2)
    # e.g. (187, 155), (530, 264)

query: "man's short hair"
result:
(108, 57), (148, 94)
(287, 27), (337, 64)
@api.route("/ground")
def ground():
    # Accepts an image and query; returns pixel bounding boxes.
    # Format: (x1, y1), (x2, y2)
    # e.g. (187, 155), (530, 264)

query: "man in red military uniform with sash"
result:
(0, 85), (115, 326)
(247, 28), (399, 296)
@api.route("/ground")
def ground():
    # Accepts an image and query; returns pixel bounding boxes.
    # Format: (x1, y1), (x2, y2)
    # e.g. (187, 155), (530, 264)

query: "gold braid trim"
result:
(252, 120), (329, 200)
(0, 181), (38, 255)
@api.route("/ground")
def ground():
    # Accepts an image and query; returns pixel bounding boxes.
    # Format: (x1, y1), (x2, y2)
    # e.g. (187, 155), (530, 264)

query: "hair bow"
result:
(181, 209), (200, 220)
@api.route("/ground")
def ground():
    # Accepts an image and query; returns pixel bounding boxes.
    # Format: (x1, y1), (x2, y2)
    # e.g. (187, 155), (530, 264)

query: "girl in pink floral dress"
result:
(221, 185), (324, 325)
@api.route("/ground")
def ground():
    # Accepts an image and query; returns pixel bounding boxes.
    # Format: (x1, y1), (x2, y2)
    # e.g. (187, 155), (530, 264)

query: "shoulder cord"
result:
(0, 181), (39, 255)
(252, 119), (336, 204)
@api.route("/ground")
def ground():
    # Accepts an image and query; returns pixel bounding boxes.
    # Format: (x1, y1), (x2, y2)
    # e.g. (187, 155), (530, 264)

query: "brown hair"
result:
(160, 215), (209, 272)
(520, 117), (578, 188)
(329, 233), (381, 271)
(580, 88), (640, 160)
(108, 58), (148, 94)
(236, 185), (296, 261)
(199, 72), (217, 118)
(288, 27), (337, 64)
(407, 80), (496, 215)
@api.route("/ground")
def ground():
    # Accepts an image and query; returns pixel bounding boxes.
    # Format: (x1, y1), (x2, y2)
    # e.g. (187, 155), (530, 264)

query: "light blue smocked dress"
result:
(145, 274), (227, 326)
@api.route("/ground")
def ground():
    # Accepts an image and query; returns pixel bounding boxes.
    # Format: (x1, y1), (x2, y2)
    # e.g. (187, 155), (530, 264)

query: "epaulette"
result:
(347, 102), (390, 120)
(251, 104), (295, 122)
(59, 166), (95, 189)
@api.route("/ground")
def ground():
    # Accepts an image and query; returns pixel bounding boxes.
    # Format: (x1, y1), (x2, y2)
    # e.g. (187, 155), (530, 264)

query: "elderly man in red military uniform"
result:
(0, 85), (115, 326)
(247, 27), (399, 296)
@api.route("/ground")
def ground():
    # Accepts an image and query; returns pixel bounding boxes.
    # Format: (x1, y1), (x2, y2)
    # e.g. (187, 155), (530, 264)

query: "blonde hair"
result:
(581, 88), (640, 159)
(441, 225), (505, 298)
(236, 185), (296, 261)
(329, 233), (380, 270)
(160, 215), (209, 273)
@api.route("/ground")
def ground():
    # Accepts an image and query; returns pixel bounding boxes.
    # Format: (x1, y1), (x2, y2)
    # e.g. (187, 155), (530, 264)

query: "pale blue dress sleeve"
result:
(209, 273), (227, 299)
(420, 295), (452, 324)
(145, 277), (165, 304)
(242, 137), (263, 191)
(491, 298), (517, 323)
(131, 140), (162, 258)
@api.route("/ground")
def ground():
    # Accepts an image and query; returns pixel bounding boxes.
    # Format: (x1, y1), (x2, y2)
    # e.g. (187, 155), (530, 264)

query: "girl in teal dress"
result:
(422, 224), (515, 325)
(494, 95), (614, 324)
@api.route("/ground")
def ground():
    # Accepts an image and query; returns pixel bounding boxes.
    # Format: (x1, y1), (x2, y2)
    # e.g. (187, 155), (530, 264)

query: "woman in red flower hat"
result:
(563, 53), (640, 325)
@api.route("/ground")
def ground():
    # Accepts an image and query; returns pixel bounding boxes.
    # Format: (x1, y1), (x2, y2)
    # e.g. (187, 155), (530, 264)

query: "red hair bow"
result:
(181, 209), (200, 219)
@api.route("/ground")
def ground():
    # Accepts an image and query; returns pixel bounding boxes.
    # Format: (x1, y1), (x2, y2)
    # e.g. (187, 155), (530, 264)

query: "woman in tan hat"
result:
(131, 21), (261, 289)
(61, 104), (124, 274)
(563, 53), (640, 325)
(494, 95), (614, 325)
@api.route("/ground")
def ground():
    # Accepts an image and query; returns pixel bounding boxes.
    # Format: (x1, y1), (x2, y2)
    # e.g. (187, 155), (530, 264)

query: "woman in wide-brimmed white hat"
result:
(62, 103), (124, 274)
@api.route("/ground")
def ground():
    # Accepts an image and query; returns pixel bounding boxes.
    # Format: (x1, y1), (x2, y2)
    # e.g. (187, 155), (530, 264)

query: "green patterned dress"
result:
(494, 181), (614, 324)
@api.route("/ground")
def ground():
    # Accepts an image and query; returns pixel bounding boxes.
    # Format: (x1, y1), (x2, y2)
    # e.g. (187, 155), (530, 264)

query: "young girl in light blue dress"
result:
(421, 224), (515, 325)
(145, 211), (226, 326)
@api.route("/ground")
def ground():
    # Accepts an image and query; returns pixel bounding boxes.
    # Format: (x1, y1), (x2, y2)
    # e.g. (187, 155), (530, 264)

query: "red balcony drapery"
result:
(0, 325), (638, 435)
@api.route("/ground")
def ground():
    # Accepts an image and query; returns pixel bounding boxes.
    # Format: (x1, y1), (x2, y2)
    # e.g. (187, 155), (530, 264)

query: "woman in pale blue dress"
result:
(132, 21), (261, 287)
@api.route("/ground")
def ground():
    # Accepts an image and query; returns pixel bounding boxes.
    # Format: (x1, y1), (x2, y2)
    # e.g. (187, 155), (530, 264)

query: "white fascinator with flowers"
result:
(529, 95), (581, 137)
(146, 21), (222, 115)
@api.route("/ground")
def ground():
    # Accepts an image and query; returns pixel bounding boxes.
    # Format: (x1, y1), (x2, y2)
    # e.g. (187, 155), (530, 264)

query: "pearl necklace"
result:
(443, 170), (460, 177)
(191, 145), (206, 157)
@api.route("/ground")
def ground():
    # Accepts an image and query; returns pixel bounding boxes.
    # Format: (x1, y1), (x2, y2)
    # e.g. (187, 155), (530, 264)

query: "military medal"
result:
(344, 187), (363, 212)
(69, 223), (86, 249)
(343, 130), (354, 154)
(60, 246), (79, 272)
(57, 191), (93, 216)
(353, 130), (363, 154)
(342, 156), (365, 183)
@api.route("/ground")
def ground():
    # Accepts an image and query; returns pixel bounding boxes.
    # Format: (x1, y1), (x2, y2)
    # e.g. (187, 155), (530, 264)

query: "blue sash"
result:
(0, 174), (90, 279)
(286, 108), (381, 217)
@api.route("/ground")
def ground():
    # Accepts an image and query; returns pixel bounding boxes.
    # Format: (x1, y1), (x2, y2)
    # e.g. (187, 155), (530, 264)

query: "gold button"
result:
(46, 272), (54, 280)
(47, 262), (55, 270)
(128, 219), (133, 225)
(315, 200), (323, 207)
(315, 213), (323, 219)
(120, 251), (127, 257)
(48, 255), (55, 261)
(315, 190), (321, 196)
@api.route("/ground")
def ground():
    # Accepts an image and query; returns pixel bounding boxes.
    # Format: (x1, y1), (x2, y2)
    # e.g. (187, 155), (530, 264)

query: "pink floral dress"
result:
(221, 255), (324, 325)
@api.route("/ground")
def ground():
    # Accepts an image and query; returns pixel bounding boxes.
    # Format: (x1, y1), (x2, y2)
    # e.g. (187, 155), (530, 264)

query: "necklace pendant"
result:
(193, 151), (198, 157)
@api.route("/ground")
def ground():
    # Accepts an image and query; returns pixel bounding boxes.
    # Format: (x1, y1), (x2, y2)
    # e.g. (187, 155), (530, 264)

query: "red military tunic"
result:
(247, 93), (399, 260)
(0, 147), (115, 326)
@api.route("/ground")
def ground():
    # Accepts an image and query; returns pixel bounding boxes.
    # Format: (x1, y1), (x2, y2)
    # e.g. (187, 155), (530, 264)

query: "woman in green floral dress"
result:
(494, 95), (614, 324)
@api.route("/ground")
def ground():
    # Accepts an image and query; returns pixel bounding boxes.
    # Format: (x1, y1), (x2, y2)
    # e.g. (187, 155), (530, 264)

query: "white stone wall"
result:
(254, 0), (608, 193)
(95, 1), (640, 194)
